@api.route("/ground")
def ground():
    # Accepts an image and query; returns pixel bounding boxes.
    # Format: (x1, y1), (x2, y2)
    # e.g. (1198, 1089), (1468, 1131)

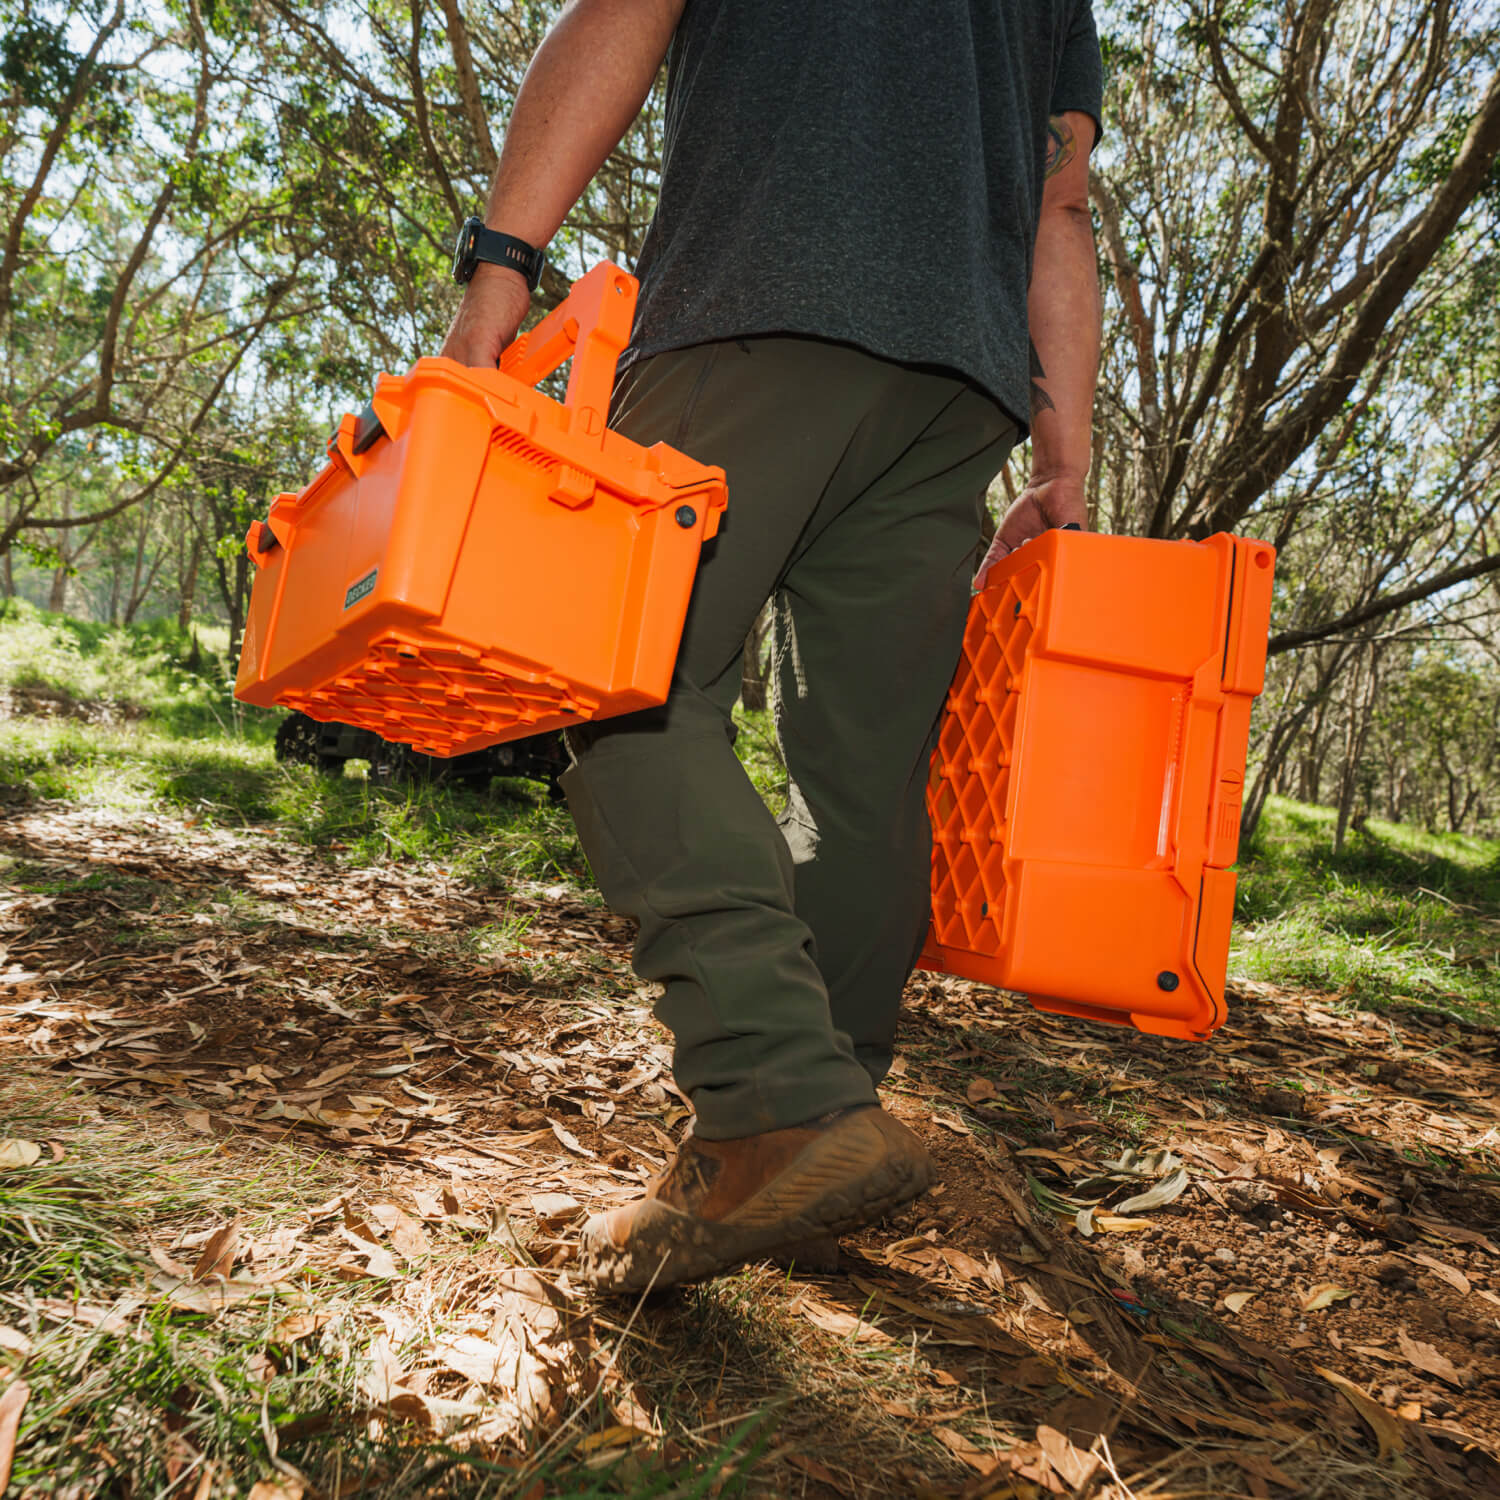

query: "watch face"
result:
(452, 221), (476, 283)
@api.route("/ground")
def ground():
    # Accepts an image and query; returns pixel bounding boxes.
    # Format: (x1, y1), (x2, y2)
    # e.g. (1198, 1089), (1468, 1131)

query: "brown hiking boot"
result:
(771, 1233), (843, 1274)
(578, 1105), (933, 1293)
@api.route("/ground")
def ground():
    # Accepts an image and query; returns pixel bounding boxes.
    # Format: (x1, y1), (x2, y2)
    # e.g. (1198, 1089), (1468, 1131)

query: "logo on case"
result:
(344, 568), (378, 611)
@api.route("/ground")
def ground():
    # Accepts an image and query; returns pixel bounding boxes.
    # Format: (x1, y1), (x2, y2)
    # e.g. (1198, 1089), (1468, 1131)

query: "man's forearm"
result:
(481, 0), (685, 248)
(442, 0), (684, 366)
(975, 111), (1100, 571)
(1026, 203), (1101, 484)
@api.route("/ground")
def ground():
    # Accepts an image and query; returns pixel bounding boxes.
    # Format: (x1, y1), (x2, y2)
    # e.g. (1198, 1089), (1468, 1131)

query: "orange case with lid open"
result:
(918, 530), (1276, 1040)
(234, 263), (727, 756)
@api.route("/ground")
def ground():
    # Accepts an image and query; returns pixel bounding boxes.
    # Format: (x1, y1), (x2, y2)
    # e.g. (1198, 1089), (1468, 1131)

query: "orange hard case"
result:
(918, 530), (1276, 1040)
(234, 263), (727, 756)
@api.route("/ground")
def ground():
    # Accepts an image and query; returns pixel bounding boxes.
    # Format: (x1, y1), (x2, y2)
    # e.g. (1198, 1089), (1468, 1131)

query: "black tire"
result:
(275, 712), (343, 774)
(366, 742), (412, 786)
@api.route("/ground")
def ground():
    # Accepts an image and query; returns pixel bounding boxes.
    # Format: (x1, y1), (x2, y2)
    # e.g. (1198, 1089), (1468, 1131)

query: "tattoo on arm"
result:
(1029, 339), (1056, 415)
(1044, 114), (1076, 180)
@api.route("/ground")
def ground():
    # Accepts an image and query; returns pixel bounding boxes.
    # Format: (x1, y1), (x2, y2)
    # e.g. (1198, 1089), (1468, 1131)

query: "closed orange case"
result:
(234, 263), (727, 756)
(918, 530), (1276, 1040)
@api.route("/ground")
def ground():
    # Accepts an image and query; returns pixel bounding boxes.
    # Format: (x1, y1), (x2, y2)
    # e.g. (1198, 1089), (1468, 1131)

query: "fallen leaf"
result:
(273, 1311), (332, 1343)
(548, 1119), (596, 1158)
(1300, 1283), (1354, 1312)
(306, 1060), (357, 1089)
(1037, 1422), (1099, 1488)
(785, 1454), (851, 1489)
(1397, 1328), (1461, 1387)
(0, 1378), (29, 1493)
(578, 1424), (652, 1454)
(932, 1109), (973, 1136)
(369, 1203), (430, 1259)
(246, 1480), (304, 1500)
(932, 1425), (998, 1475)
(530, 1193), (581, 1225)
(148, 1243), (193, 1279)
(192, 1218), (241, 1281)
(1403, 1252), (1471, 1296)
(1315, 1366), (1405, 1460)
(794, 1299), (890, 1343)
(1223, 1290), (1257, 1314)
(1230, 1450), (1297, 1490)
(161, 1280), (267, 1314)
(433, 1333), (514, 1387)
(360, 1333), (408, 1406)
(1092, 1213), (1154, 1233)
(966, 1077), (1000, 1105)
(1115, 1166), (1190, 1214)
(0, 1140), (40, 1170)
(338, 1236), (400, 1279)
(0, 1327), (32, 1357)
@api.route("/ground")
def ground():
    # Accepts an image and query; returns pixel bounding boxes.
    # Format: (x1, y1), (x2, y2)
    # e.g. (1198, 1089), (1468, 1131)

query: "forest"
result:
(2, 1), (1500, 1497)
(2, 0), (1498, 841)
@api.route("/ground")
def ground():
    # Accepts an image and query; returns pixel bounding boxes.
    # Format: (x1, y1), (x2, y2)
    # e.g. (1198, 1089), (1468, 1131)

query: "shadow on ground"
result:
(3, 801), (1498, 1496)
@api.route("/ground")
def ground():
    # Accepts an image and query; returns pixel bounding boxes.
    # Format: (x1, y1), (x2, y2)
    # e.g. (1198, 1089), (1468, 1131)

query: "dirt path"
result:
(4, 802), (1500, 1496)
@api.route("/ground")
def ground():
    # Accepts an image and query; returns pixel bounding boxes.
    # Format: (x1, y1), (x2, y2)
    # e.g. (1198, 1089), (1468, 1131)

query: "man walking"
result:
(442, 0), (1103, 1292)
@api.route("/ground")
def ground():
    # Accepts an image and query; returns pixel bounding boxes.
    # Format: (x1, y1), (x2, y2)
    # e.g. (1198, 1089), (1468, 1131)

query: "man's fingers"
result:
(439, 273), (532, 368)
(973, 539), (1011, 593)
(996, 495), (1047, 554)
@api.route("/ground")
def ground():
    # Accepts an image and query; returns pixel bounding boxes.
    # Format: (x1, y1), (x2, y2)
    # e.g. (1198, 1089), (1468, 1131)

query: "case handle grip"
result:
(498, 262), (637, 431)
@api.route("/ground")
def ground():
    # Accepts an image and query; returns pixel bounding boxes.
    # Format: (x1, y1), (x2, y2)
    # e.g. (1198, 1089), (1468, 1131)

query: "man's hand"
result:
(974, 474), (1087, 590)
(440, 266), (534, 369)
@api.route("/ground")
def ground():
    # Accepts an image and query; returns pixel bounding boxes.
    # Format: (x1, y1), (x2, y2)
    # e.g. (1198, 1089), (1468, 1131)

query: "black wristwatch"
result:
(452, 216), (546, 291)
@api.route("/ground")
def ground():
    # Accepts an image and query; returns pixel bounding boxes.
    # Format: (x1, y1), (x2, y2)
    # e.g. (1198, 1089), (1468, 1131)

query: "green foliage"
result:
(731, 706), (788, 815)
(0, 598), (268, 740)
(1235, 797), (1500, 1020)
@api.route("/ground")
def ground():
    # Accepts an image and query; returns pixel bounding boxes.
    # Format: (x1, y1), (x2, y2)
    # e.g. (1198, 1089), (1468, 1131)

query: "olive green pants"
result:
(561, 336), (1017, 1140)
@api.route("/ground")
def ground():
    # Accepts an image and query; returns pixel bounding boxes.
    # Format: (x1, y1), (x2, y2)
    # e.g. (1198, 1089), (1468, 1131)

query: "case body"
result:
(917, 530), (1276, 1040)
(234, 264), (727, 756)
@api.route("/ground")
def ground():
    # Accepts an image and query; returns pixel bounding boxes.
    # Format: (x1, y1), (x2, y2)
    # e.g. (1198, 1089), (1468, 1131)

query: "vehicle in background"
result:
(273, 711), (570, 799)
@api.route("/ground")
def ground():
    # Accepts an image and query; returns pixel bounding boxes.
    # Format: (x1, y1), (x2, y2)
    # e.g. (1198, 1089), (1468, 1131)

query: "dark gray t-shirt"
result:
(625, 0), (1104, 430)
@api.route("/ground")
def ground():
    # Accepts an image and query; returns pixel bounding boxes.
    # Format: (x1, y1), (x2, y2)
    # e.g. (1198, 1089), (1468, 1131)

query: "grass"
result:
(729, 706), (787, 815)
(9, 606), (1500, 1016)
(0, 597), (277, 743)
(0, 1076), (766, 1497)
(0, 606), (594, 891)
(1234, 796), (1500, 1020)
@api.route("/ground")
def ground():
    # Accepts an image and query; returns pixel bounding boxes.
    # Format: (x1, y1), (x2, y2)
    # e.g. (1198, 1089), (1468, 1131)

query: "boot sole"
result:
(579, 1110), (933, 1294)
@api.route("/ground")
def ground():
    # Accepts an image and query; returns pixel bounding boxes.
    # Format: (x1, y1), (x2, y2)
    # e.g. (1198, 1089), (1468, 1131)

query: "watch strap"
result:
(454, 216), (545, 291)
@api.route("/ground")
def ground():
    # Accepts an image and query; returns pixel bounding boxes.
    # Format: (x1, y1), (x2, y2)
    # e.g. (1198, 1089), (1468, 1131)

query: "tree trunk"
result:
(228, 549), (249, 666)
(122, 501), (150, 623)
(178, 531), (202, 631)
(48, 563), (67, 613)
(1334, 645), (1382, 851)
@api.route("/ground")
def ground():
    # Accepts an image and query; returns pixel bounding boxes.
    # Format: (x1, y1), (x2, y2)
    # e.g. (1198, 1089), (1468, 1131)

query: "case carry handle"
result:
(498, 262), (638, 435)
(244, 263), (639, 567)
